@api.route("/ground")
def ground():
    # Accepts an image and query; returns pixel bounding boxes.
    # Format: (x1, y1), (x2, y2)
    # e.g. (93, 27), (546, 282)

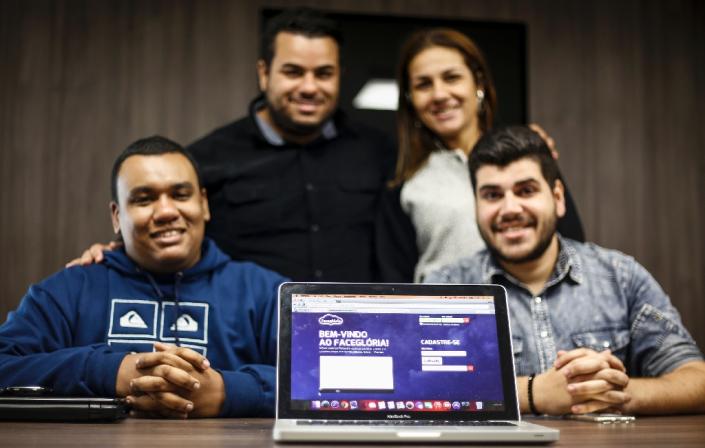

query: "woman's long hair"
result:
(392, 28), (497, 186)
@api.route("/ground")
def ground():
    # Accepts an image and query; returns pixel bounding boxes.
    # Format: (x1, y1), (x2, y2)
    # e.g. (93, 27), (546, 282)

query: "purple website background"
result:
(291, 311), (504, 403)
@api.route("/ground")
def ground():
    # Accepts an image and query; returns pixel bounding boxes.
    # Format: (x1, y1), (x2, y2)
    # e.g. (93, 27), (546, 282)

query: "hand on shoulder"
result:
(65, 241), (122, 267)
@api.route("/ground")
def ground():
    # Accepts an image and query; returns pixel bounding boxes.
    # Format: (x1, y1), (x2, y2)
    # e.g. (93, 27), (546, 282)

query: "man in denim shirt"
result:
(426, 126), (705, 415)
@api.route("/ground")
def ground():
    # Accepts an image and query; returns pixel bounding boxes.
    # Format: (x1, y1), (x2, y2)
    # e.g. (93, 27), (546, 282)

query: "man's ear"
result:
(553, 179), (566, 218)
(110, 201), (121, 235)
(256, 59), (269, 93)
(200, 188), (211, 223)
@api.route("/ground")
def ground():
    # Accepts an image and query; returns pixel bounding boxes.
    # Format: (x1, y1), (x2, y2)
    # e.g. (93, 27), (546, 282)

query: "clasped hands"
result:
(116, 341), (225, 418)
(533, 348), (631, 415)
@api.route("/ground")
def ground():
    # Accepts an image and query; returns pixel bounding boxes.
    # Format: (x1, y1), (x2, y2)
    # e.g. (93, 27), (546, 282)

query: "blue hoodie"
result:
(0, 238), (285, 417)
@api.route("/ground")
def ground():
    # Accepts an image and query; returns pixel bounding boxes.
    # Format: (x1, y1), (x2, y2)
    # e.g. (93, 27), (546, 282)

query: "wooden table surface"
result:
(1, 415), (704, 447)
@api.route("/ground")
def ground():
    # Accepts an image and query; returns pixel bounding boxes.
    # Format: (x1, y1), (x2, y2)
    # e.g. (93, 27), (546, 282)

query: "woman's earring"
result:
(476, 89), (485, 114)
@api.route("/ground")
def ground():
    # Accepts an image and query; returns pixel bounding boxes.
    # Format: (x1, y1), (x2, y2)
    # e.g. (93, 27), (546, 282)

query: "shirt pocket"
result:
(333, 174), (380, 223)
(571, 327), (630, 360)
(223, 181), (281, 233)
(511, 335), (531, 376)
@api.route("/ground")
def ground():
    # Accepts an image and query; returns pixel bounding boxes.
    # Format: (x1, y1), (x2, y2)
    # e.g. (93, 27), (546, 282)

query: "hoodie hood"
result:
(102, 237), (231, 280)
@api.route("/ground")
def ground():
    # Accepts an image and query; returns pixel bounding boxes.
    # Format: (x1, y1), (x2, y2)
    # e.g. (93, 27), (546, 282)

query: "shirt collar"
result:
(480, 251), (506, 285)
(554, 234), (584, 284)
(480, 233), (584, 291)
(252, 98), (338, 146)
(451, 148), (468, 163)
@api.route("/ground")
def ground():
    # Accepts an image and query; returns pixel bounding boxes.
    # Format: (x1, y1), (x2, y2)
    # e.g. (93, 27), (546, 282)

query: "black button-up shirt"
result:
(188, 98), (395, 281)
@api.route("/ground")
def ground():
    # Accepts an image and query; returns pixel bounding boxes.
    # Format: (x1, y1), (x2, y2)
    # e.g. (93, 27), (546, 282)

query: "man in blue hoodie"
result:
(0, 136), (286, 418)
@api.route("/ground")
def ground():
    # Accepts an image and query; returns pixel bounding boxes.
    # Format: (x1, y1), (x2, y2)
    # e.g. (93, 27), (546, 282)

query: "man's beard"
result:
(266, 101), (330, 138)
(480, 213), (558, 265)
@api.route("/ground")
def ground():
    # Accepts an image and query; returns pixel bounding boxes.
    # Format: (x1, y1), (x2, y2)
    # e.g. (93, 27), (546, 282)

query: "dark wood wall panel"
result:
(1, 0), (704, 349)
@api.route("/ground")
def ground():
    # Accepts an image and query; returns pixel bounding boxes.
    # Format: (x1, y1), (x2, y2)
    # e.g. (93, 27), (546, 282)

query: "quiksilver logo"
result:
(119, 310), (147, 329)
(318, 313), (343, 326)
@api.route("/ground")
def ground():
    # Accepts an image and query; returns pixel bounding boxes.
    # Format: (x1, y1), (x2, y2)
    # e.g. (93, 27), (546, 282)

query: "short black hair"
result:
(469, 126), (560, 191)
(260, 8), (342, 67)
(110, 135), (203, 202)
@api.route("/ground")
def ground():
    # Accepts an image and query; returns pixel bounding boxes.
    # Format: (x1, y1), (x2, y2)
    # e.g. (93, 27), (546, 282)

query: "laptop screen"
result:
(277, 283), (519, 421)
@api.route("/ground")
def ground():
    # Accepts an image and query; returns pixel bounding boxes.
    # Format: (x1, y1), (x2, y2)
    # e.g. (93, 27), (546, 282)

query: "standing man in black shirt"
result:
(186, 9), (395, 281)
(70, 9), (395, 281)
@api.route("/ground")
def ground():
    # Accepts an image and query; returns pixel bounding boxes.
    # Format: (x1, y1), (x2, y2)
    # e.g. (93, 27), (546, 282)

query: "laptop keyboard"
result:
(296, 420), (516, 426)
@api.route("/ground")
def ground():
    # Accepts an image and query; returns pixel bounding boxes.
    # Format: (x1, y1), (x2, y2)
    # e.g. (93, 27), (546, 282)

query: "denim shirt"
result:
(425, 236), (703, 377)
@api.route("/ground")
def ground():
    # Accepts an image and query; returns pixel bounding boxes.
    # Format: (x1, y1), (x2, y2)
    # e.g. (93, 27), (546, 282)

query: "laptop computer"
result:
(273, 282), (559, 443)
(0, 387), (129, 422)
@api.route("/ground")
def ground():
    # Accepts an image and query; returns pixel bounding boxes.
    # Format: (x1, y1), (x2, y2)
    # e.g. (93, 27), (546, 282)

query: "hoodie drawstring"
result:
(173, 272), (183, 347)
(142, 269), (184, 348)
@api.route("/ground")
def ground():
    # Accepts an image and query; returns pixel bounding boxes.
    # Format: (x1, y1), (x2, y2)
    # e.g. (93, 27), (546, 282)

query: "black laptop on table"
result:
(0, 387), (129, 422)
(273, 282), (559, 443)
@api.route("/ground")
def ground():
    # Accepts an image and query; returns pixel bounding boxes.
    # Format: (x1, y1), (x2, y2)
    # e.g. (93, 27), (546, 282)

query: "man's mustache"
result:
(491, 214), (536, 232)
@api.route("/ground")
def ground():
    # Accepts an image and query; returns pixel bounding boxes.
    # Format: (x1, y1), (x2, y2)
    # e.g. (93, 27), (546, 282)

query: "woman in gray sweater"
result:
(376, 28), (583, 282)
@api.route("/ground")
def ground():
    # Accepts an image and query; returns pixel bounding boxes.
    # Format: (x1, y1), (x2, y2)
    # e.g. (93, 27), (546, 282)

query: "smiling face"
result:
(111, 153), (210, 274)
(475, 157), (566, 264)
(257, 32), (340, 142)
(408, 45), (480, 150)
